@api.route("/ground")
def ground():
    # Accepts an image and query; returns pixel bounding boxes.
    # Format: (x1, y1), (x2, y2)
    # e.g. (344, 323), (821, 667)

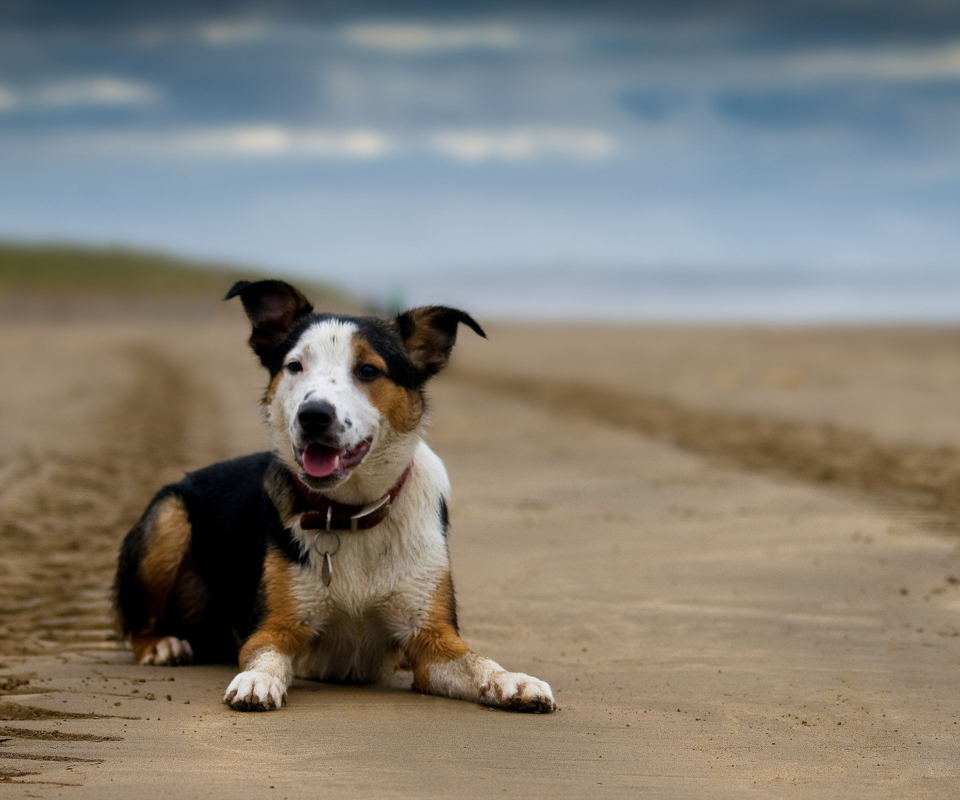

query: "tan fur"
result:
(137, 495), (192, 629)
(263, 459), (296, 522)
(262, 370), (284, 405)
(404, 572), (473, 693)
(238, 551), (314, 668)
(352, 336), (423, 433)
(399, 307), (438, 361)
(131, 634), (166, 662)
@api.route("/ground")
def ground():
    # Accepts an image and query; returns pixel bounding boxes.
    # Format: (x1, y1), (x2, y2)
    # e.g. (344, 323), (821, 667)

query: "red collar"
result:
(291, 463), (413, 532)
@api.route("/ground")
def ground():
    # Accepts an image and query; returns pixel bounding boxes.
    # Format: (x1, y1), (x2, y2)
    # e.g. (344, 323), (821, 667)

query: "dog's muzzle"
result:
(293, 400), (370, 480)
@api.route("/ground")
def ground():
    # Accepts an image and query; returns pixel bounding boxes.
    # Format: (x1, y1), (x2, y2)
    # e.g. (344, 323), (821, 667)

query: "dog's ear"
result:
(395, 306), (486, 379)
(225, 280), (314, 369)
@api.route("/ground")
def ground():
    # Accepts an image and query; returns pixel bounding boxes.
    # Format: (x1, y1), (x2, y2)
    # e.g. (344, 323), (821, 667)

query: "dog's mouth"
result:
(295, 439), (371, 480)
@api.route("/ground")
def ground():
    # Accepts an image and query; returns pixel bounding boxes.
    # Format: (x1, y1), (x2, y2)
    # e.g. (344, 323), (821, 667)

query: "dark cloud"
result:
(5, 1), (960, 41)
(716, 81), (960, 134)
(618, 91), (678, 122)
(735, 3), (960, 50)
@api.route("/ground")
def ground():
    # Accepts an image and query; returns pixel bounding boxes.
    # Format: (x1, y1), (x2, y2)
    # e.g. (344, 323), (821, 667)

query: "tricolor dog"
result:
(114, 279), (556, 713)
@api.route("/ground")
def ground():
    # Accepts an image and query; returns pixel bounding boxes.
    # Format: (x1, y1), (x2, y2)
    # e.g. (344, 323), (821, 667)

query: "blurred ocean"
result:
(352, 267), (960, 323)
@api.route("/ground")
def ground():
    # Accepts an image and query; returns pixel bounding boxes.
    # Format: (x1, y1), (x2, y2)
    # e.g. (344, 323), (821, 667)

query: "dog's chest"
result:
(292, 529), (404, 616)
(277, 443), (452, 682)
(289, 520), (442, 627)
(287, 525), (440, 683)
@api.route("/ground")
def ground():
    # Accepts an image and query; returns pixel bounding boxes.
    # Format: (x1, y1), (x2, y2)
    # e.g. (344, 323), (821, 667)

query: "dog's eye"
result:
(285, 361), (303, 374)
(357, 364), (381, 382)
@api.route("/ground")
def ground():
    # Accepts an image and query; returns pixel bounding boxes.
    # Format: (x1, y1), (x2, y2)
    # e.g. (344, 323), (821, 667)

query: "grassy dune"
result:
(0, 241), (349, 305)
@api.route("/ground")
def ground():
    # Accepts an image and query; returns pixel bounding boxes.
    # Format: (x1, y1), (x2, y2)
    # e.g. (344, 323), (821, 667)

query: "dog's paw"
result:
(223, 670), (287, 712)
(479, 671), (557, 713)
(138, 636), (193, 666)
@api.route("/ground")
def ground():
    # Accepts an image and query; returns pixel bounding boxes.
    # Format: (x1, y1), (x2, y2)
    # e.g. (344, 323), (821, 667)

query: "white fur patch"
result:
(223, 670), (287, 711)
(479, 671), (556, 713)
(268, 319), (382, 481)
(139, 636), (193, 666)
(428, 654), (556, 713)
(427, 653), (501, 701)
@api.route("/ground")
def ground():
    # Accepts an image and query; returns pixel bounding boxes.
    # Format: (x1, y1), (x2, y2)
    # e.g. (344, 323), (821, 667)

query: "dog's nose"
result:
(297, 400), (337, 437)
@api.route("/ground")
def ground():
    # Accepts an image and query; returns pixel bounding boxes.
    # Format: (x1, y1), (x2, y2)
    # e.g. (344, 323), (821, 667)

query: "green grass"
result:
(0, 241), (348, 304)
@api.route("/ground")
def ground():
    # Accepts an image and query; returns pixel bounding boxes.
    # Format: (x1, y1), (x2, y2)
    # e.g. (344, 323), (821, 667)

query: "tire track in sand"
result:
(0, 345), (201, 657)
(454, 369), (960, 533)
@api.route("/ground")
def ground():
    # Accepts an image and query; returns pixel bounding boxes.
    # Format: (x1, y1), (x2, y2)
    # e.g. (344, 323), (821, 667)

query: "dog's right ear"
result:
(395, 305), (486, 381)
(225, 280), (314, 369)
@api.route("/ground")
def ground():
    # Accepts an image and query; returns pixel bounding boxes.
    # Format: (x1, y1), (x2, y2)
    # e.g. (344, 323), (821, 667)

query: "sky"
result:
(2, 1), (960, 318)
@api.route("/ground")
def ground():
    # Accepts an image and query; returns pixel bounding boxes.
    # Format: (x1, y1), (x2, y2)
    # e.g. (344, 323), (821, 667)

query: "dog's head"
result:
(226, 279), (485, 493)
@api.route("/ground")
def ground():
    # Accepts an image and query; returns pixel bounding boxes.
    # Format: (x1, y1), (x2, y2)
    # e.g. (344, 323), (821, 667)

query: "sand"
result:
(1, 312), (959, 798)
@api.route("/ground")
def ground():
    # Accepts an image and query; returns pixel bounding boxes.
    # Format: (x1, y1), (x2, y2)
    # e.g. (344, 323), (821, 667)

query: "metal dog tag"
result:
(321, 551), (333, 587)
(310, 531), (340, 587)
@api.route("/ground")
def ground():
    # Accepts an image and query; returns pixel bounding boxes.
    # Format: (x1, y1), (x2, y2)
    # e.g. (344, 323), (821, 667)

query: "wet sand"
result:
(1, 313), (959, 797)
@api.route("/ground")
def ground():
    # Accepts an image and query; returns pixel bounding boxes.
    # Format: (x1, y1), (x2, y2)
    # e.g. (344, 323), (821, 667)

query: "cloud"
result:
(8, 124), (619, 164)
(134, 126), (394, 159)
(618, 90), (678, 121)
(716, 88), (865, 128)
(195, 19), (280, 46)
(34, 77), (160, 108)
(785, 41), (960, 81)
(715, 80), (960, 133)
(0, 86), (18, 111)
(428, 128), (617, 163)
(175, 126), (393, 157)
(342, 23), (521, 54)
(32, 126), (395, 160)
(126, 17), (284, 47)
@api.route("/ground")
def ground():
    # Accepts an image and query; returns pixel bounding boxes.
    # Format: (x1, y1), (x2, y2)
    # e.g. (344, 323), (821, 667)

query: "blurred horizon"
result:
(2, 1), (960, 320)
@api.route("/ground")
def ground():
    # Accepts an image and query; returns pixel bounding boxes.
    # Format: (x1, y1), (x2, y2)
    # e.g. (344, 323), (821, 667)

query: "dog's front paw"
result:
(223, 670), (287, 712)
(138, 636), (193, 666)
(480, 671), (556, 713)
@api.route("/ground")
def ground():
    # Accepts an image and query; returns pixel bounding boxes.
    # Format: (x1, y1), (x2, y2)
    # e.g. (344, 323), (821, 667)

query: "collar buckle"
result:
(349, 494), (392, 532)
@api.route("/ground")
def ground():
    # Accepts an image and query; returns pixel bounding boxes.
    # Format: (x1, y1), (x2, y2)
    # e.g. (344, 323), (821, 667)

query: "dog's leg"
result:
(224, 552), (313, 712)
(132, 634), (194, 666)
(116, 494), (196, 666)
(403, 573), (556, 713)
(223, 644), (292, 712)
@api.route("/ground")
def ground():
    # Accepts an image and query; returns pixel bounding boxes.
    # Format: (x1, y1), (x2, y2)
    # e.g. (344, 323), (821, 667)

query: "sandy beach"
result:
(2, 309), (959, 798)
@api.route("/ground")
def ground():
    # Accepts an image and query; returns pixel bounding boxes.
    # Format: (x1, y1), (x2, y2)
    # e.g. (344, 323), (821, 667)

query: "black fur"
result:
(438, 496), (450, 538)
(226, 280), (314, 372)
(435, 497), (458, 632)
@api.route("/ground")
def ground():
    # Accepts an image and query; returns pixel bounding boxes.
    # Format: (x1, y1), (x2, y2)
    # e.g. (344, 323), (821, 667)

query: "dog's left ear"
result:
(395, 306), (486, 379)
(225, 279), (314, 369)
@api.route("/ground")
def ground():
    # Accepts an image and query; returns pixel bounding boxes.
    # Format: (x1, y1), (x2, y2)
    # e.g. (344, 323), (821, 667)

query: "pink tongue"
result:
(302, 444), (341, 478)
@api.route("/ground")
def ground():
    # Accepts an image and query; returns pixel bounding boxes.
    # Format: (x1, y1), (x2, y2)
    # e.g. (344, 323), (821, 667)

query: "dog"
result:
(114, 279), (556, 713)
